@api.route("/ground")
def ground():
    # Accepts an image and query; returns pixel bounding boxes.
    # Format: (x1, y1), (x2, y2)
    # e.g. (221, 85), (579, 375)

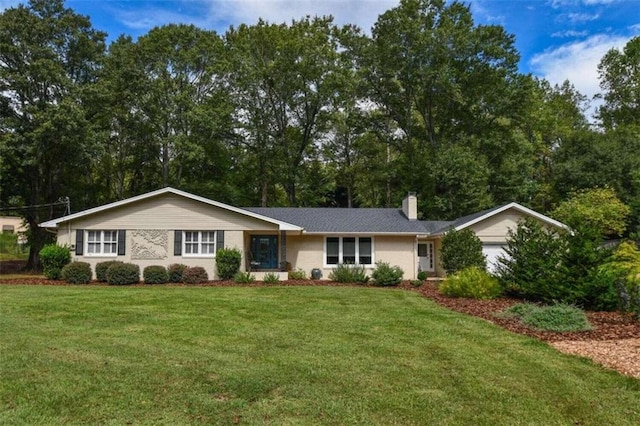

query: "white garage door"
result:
(482, 244), (507, 273)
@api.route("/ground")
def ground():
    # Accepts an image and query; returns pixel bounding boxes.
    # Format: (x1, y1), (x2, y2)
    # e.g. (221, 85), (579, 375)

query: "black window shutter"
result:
(174, 230), (182, 255)
(216, 230), (225, 252)
(117, 230), (126, 256)
(75, 229), (84, 255)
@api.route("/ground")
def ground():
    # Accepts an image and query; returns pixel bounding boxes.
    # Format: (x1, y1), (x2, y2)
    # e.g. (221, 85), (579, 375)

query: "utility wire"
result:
(0, 200), (67, 211)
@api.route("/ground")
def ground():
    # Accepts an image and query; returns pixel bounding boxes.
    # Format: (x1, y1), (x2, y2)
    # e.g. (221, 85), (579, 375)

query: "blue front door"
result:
(250, 235), (279, 269)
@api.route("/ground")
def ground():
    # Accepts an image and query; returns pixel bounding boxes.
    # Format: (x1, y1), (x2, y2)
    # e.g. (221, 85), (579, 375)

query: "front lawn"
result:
(0, 285), (638, 424)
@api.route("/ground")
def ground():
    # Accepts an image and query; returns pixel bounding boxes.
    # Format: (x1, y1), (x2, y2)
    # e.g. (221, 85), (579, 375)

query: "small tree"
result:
(551, 188), (630, 237)
(496, 218), (568, 302)
(441, 229), (486, 274)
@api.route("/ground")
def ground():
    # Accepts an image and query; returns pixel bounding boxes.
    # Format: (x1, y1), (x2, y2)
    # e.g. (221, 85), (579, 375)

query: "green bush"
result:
(441, 229), (486, 274)
(234, 271), (256, 284)
(439, 266), (502, 299)
(262, 272), (280, 284)
(503, 303), (592, 332)
(39, 244), (71, 279)
(410, 279), (422, 287)
(329, 263), (369, 283)
(599, 241), (640, 316)
(167, 263), (188, 283)
(182, 266), (208, 284)
(106, 263), (140, 285)
(143, 265), (169, 284)
(60, 261), (92, 284)
(371, 261), (403, 286)
(288, 268), (307, 280)
(96, 260), (123, 282)
(216, 248), (241, 280)
(417, 271), (428, 281)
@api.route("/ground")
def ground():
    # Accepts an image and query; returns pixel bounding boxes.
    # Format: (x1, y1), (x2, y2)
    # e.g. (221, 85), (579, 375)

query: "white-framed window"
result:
(325, 236), (374, 266)
(183, 231), (216, 256)
(86, 230), (118, 256)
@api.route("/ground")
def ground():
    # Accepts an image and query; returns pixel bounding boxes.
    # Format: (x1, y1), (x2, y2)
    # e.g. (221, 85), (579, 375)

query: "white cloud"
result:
(529, 34), (631, 119)
(551, 29), (589, 37)
(566, 12), (600, 23)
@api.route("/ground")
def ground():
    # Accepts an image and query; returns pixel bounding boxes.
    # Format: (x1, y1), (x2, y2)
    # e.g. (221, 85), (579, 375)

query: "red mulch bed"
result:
(402, 281), (640, 342)
(1, 273), (638, 343)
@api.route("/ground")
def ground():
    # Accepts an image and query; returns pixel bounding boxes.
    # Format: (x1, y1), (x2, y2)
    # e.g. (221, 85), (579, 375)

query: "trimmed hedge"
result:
(106, 263), (140, 285)
(143, 265), (169, 284)
(183, 266), (208, 284)
(61, 261), (92, 284)
(96, 260), (123, 282)
(167, 263), (188, 283)
(39, 244), (71, 280)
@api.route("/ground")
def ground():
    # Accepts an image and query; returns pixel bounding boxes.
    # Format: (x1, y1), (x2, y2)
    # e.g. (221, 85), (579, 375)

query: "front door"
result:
(418, 242), (435, 272)
(250, 235), (279, 269)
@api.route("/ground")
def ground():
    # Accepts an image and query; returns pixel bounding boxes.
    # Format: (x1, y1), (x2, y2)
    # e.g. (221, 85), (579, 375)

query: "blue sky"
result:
(3, 0), (640, 110)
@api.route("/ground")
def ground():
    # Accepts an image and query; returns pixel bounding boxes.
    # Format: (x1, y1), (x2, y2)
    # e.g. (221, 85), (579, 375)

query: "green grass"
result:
(1, 286), (639, 425)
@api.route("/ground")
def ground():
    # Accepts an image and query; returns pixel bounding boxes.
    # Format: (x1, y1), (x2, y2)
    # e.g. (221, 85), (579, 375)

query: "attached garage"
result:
(482, 244), (506, 273)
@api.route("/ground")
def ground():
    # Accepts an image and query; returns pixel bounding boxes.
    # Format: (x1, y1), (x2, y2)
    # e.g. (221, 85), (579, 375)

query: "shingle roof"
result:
(245, 207), (429, 234)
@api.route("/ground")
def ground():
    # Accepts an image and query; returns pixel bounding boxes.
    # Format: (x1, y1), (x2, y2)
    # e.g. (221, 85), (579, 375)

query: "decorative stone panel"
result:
(131, 230), (168, 260)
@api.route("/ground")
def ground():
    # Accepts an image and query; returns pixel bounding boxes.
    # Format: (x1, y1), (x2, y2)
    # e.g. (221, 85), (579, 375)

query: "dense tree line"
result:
(1, 0), (639, 267)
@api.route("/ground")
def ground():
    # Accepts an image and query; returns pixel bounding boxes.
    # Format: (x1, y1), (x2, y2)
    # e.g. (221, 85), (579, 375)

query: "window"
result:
(183, 231), (216, 256)
(86, 230), (118, 255)
(325, 237), (374, 266)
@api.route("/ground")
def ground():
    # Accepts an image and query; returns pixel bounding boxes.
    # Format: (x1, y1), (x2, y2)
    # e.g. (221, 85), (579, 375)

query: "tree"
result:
(440, 228), (486, 274)
(551, 188), (631, 237)
(597, 36), (640, 130)
(0, 0), (106, 268)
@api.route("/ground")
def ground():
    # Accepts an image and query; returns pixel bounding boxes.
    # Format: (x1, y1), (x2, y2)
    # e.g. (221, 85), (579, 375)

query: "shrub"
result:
(39, 244), (71, 279)
(262, 272), (280, 284)
(439, 266), (502, 299)
(410, 279), (422, 287)
(329, 263), (368, 283)
(441, 229), (486, 274)
(417, 271), (428, 281)
(216, 248), (242, 280)
(96, 260), (123, 282)
(143, 265), (169, 284)
(371, 261), (403, 286)
(182, 266), (208, 284)
(60, 261), (92, 284)
(503, 303), (591, 332)
(599, 241), (640, 316)
(167, 263), (188, 283)
(234, 271), (256, 284)
(106, 263), (140, 285)
(496, 218), (567, 303)
(288, 268), (307, 280)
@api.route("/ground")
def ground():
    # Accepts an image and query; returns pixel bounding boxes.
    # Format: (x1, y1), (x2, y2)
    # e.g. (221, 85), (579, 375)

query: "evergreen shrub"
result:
(371, 261), (403, 286)
(106, 263), (140, 285)
(216, 248), (241, 280)
(167, 263), (188, 283)
(96, 260), (122, 282)
(143, 265), (169, 284)
(182, 266), (208, 284)
(60, 261), (92, 284)
(441, 229), (486, 274)
(39, 244), (71, 279)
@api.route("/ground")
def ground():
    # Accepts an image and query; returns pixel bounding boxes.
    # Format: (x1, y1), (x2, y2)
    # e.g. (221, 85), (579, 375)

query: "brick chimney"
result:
(402, 192), (418, 221)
